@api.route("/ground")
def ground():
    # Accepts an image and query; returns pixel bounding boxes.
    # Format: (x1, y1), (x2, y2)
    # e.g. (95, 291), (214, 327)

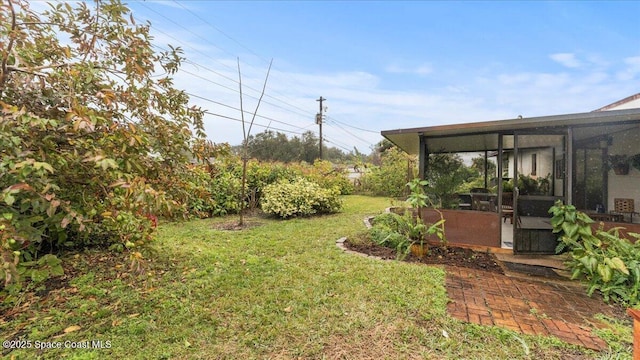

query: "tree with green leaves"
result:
(426, 153), (473, 208)
(0, 0), (217, 285)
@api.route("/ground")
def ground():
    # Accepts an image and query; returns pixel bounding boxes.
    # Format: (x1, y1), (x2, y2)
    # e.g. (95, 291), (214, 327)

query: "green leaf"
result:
(579, 256), (595, 273)
(610, 257), (629, 275)
(550, 214), (564, 228)
(571, 268), (582, 280)
(561, 222), (579, 239)
(576, 212), (594, 224)
(4, 194), (16, 206)
(598, 264), (612, 283)
(30, 269), (48, 283)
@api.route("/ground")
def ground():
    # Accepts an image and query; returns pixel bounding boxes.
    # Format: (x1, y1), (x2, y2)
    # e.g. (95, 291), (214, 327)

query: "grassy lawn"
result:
(1, 195), (630, 359)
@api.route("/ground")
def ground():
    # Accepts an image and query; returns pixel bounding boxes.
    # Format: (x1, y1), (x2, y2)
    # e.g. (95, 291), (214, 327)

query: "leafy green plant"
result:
(369, 212), (445, 260)
(261, 177), (342, 219)
(0, 0), (220, 286)
(550, 200), (640, 306)
(517, 174), (551, 195)
(406, 178), (429, 211)
(293, 160), (354, 195)
(502, 180), (514, 192)
(359, 147), (416, 197)
(368, 179), (446, 260)
(425, 153), (473, 209)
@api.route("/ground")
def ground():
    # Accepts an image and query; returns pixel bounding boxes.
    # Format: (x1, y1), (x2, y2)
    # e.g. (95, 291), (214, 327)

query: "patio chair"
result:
(456, 193), (472, 210)
(502, 192), (514, 223)
(470, 188), (492, 211)
(471, 194), (494, 212)
(613, 198), (638, 223)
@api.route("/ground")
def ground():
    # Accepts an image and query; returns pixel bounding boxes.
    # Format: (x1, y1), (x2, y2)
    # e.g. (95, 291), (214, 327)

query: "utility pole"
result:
(316, 96), (326, 160)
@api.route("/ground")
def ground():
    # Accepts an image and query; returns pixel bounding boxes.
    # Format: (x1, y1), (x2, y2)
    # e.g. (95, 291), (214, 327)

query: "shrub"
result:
(0, 0), (213, 287)
(293, 160), (354, 195)
(209, 171), (241, 216)
(261, 177), (342, 219)
(550, 201), (640, 306)
(360, 148), (414, 197)
(245, 160), (298, 209)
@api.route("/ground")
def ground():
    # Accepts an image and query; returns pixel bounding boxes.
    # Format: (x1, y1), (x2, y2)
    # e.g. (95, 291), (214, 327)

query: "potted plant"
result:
(404, 178), (446, 258)
(608, 154), (630, 175)
(502, 179), (514, 193)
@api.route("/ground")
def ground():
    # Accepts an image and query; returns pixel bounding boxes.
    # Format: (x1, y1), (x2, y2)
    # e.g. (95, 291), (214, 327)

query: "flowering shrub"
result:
(261, 177), (342, 219)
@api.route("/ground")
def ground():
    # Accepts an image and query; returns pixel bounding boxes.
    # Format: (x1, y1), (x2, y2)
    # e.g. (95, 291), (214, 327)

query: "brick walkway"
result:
(445, 266), (623, 351)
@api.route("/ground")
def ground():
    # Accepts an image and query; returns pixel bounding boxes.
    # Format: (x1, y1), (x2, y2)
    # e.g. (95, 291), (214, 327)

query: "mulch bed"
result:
(345, 238), (504, 274)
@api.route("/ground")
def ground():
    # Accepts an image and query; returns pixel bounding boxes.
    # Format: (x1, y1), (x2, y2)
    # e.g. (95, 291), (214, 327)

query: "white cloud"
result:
(175, 54), (639, 151)
(616, 55), (640, 81)
(549, 53), (582, 68)
(385, 63), (433, 76)
(125, 4), (640, 152)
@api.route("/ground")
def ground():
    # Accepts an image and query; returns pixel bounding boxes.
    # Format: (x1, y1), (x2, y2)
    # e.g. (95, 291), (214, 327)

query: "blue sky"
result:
(70, 1), (640, 152)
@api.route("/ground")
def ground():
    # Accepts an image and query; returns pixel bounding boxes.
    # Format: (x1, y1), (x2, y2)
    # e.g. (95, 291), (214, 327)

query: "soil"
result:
(213, 220), (264, 231)
(345, 237), (504, 274)
(212, 210), (266, 231)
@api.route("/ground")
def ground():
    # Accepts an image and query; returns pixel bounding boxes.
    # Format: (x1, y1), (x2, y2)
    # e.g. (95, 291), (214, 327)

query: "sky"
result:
(45, 1), (640, 153)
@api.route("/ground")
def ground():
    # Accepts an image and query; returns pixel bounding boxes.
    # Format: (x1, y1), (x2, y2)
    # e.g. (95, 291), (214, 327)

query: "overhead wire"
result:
(202, 110), (304, 136)
(324, 117), (375, 148)
(135, 1), (315, 119)
(323, 137), (353, 153)
(327, 116), (379, 134)
(168, 0), (323, 117)
(130, 1), (375, 152)
(186, 92), (312, 132)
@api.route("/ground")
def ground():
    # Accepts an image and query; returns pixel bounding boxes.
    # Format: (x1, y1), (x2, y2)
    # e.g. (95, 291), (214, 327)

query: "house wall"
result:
(607, 126), (640, 224)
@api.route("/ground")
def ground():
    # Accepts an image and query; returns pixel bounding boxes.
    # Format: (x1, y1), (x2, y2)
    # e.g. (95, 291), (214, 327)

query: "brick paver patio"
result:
(445, 266), (623, 351)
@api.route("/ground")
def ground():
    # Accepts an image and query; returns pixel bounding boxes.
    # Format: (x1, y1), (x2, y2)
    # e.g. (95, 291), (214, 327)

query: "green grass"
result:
(0, 195), (630, 359)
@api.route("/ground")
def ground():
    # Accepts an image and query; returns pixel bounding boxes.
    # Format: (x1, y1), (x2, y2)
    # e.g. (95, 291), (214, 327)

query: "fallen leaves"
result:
(63, 325), (81, 333)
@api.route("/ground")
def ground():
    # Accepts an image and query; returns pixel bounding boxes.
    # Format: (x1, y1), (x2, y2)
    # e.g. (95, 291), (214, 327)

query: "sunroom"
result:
(382, 107), (640, 255)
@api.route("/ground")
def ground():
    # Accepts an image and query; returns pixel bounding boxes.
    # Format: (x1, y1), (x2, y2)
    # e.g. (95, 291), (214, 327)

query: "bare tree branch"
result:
(237, 58), (273, 226)
(247, 59), (273, 137)
(237, 58), (246, 144)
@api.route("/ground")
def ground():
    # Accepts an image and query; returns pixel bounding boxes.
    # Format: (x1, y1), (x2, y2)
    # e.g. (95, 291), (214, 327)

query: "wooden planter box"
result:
(419, 208), (501, 248)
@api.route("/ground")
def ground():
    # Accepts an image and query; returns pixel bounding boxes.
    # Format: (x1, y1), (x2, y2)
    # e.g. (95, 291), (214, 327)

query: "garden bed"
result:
(345, 236), (504, 274)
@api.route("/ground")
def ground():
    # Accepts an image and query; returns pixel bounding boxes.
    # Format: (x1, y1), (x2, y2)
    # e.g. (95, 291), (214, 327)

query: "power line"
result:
(175, 62), (316, 124)
(202, 110), (304, 136)
(323, 138), (353, 154)
(166, 0), (319, 117)
(132, 7), (314, 121)
(324, 119), (374, 147)
(170, 66), (316, 132)
(326, 116), (379, 134)
(110, 3), (377, 152)
(171, 0), (268, 64)
(186, 91), (312, 132)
